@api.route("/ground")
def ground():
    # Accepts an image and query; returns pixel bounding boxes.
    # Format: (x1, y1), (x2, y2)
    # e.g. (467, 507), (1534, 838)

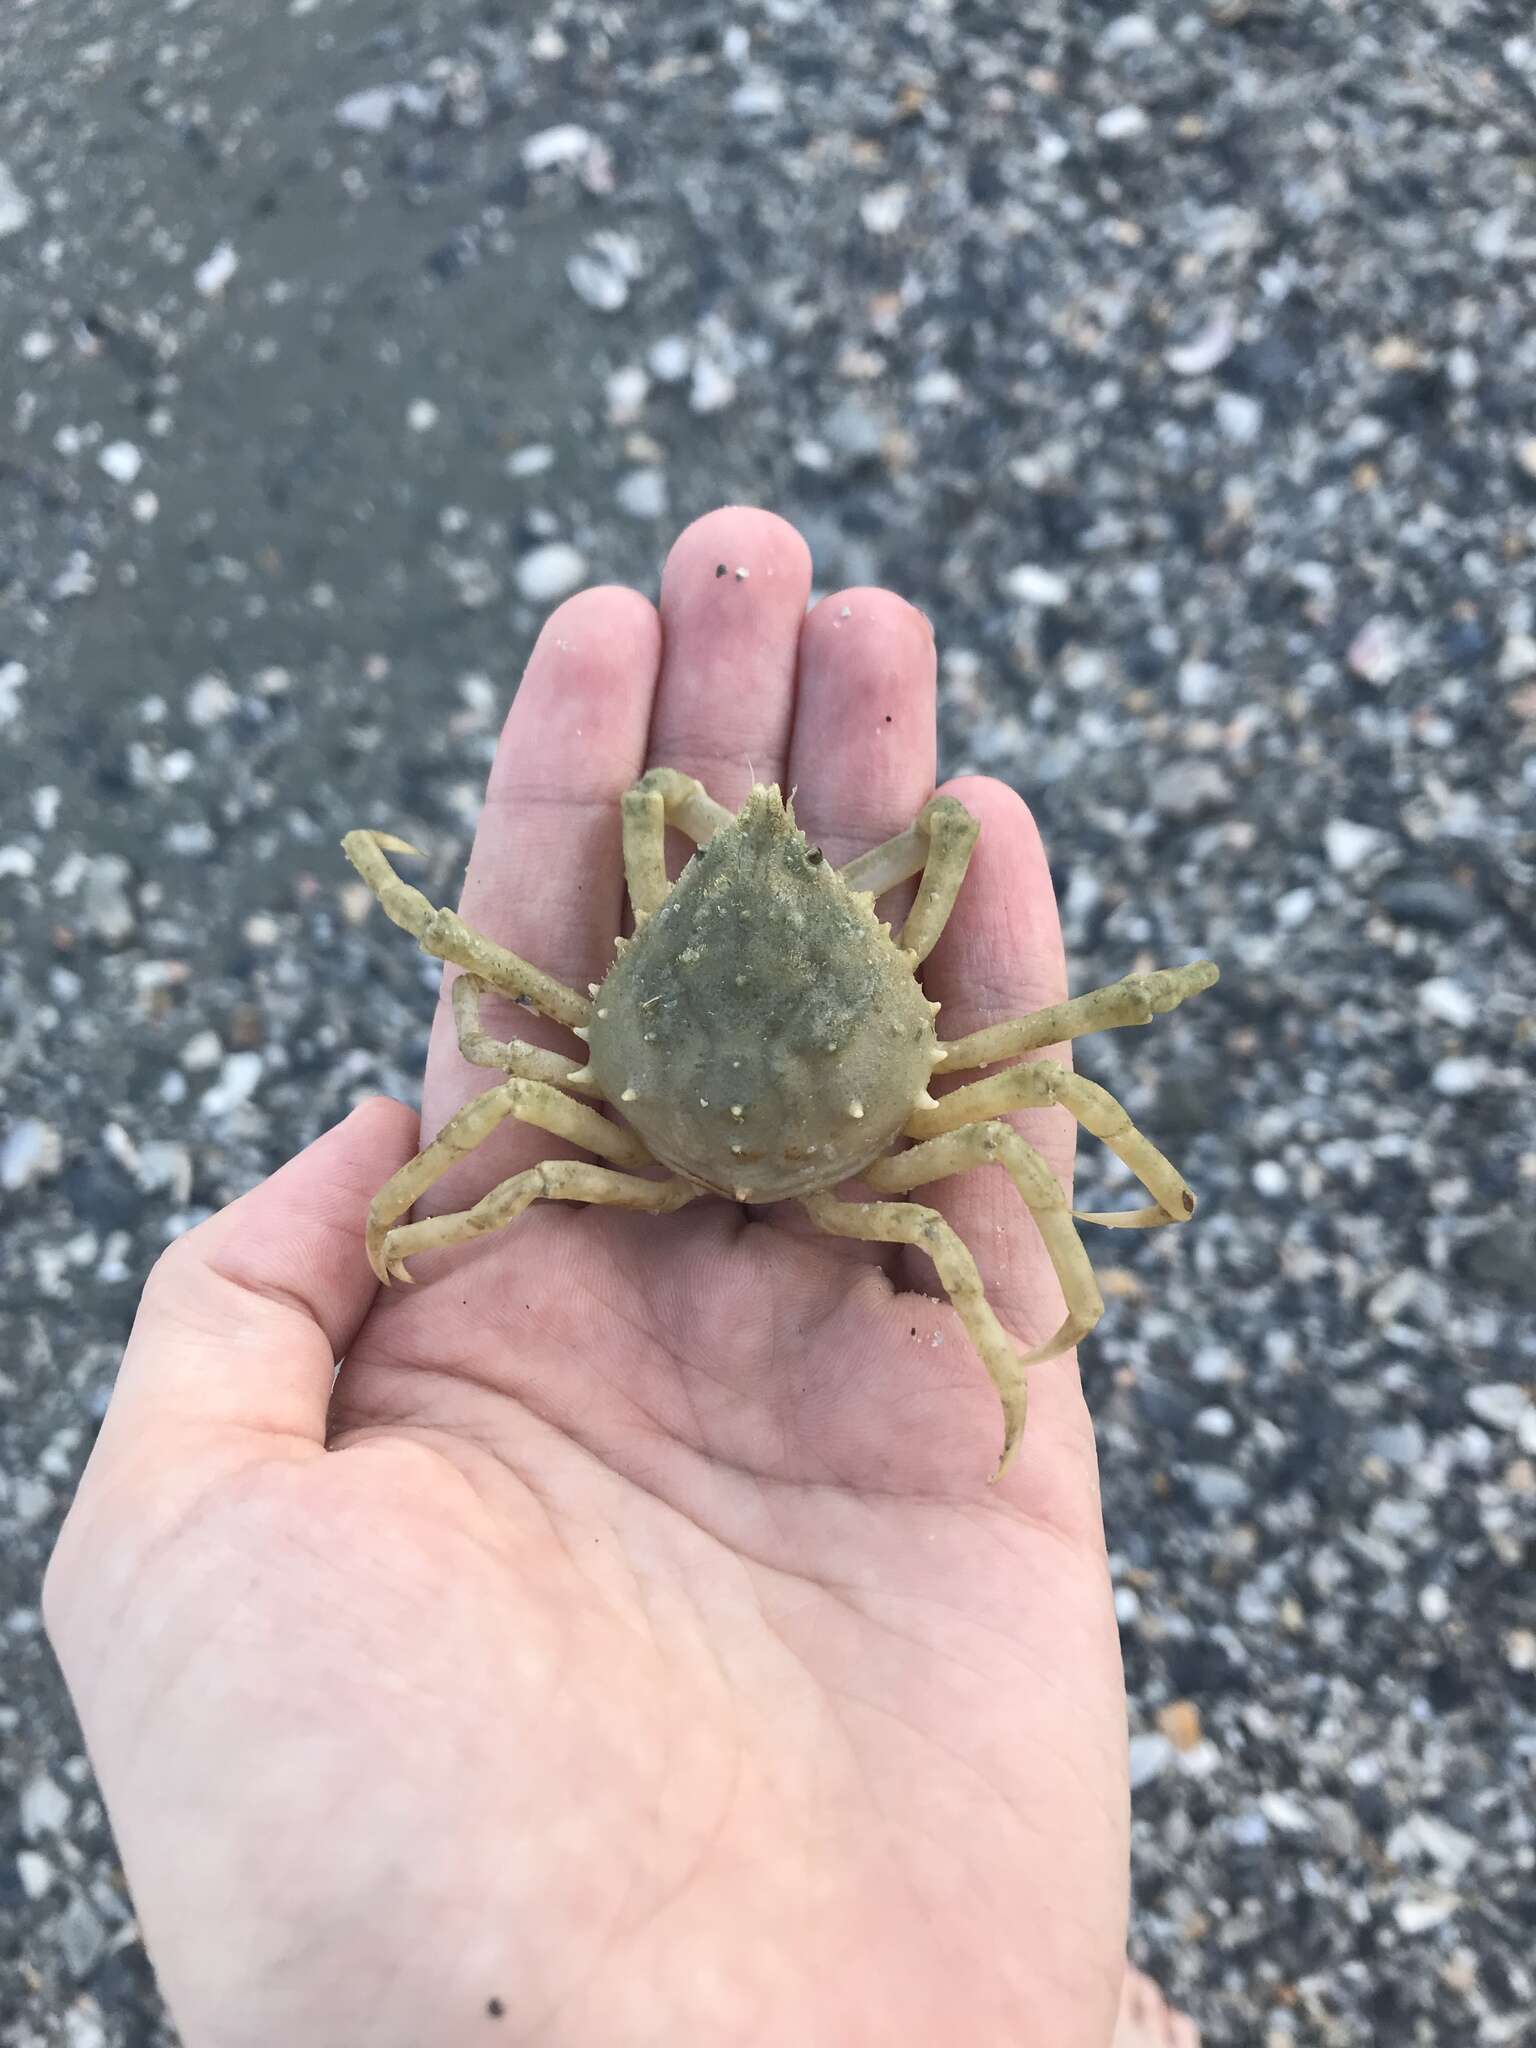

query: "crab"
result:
(342, 769), (1218, 1476)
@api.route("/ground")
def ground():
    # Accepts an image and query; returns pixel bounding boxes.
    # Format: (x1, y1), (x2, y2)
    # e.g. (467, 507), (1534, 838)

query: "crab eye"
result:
(806, 847), (824, 866)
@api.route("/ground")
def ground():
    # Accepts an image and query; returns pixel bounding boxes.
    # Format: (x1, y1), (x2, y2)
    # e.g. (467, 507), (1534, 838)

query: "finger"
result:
(770, 587), (938, 1273)
(646, 506), (813, 816)
(899, 778), (1094, 1453)
(417, 584), (661, 1204)
(785, 586), (937, 872)
(89, 1098), (417, 1459)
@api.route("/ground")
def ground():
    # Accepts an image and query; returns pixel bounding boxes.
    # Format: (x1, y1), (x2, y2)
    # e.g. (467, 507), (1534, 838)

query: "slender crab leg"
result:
(452, 976), (604, 1096)
(938, 962), (1220, 1074)
(837, 794), (980, 963)
(365, 1076), (653, 1282)
(800, 1190), (1032, 1479)
(621, 767), (737, 924)
(865, 1117), (1105, 1355)
(377, 1162), (697, 1278)
(906, 1060), (1195, 1229)
(342, 830), (590, 1031)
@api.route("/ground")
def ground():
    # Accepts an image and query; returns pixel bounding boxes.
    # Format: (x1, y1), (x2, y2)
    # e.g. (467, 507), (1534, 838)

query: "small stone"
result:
(1386, 1812), (1476, 1878)
(201, 1051), (264, 1117)
(1, 1119), (63, 1191)
(689, 357), (737, 414)
(0, 162), (34, 238)
(1231, 1808), (1269, 1848)
(1157, 1700), (1203, 1752)
(647, 335), (692, 383)
(1324, 818), (1388, 874)
(1005, 564), (1072, 607)
(505, 442), (553, 477)
(1465, 1384), (1532, 1433)
(180, 1028), (222, 1072)
(1098, 14), (1158, 54)
(20, 1772), (71, 1838)
(64, 2007), (108, 2048)
(16, 1849), (53, 1900)
(730, 77), (785, 118)
(605, 365), (650, 421)
(135, 1141), (194, 1203)
(1514, 437), (1536, 484)
(515, 542), (588, 603)
(98, 440), (143, 484)
(1194, 1405), (1235, 1437)
(1129, 1732), (1174, 1787)
(1215, 391), (1263, 444)
(335, 86), (402, 133)
(1097, 105), (1149, 140)
(1431, 1055), (1488, 1098)
(566, 232), (642, 312)
(0, 658), (27, 724)
(406, 398), (439, 433)
(1178, 659), (1226, 706)
(55, 1893), (108, 1978)
(1416, 977), (1477, 1029)
(1418, 1584), (1450, 1625)
(187, 673), (237, 726)
(1455, 1217), (1536, 1309)
(521, 123), (594, 171)
(1155, 760), (1232, 820)
(859, 185), (909, 235)
(1379, 876), (1479, 932)
(1188, 1466), (1250, 1513)
(1165, 307), (1238, 378)
(1260, 1790), (1312, 1834)
(82, 854), (135, 941)
(193, 241), (239, 296)
(913, 368), (962, 406)
(823, 398), (886, 461)
(615, 468), (668, 519)
(1251, 1160), (1288, 1198)
(1394, 1891), (1460, 1935)
(1347, 616), (1405, 684)
(1275, 887), (1314, 928)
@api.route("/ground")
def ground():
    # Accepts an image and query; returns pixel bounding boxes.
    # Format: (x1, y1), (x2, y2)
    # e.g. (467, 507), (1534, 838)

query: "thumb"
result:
(91, 1096), (418, 1460)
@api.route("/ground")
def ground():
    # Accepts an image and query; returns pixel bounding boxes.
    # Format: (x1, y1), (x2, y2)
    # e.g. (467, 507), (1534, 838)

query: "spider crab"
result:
(344, 770), (1217, 1476)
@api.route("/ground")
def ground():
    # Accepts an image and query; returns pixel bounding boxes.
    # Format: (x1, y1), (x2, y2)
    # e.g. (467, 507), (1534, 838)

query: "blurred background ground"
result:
(2, 2), (1534, 2043)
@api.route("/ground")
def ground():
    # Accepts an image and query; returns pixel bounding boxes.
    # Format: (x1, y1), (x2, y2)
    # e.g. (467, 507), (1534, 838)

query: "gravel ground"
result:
(3, 3), (1535, 2043)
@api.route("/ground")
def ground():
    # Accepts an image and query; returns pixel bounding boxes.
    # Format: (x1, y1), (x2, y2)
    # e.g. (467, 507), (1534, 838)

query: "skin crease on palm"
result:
(44, 509), (1145, 2048)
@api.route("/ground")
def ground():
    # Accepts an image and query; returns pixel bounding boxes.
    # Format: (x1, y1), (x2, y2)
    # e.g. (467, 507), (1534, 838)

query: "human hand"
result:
(45, 509), (1128, 2047)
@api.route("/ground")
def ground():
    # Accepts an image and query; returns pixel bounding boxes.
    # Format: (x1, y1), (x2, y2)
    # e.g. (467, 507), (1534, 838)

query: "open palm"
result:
(46, 511), (1129, 2048)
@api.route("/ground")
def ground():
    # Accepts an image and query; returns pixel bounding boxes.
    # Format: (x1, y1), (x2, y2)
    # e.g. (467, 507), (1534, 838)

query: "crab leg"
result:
(365, 1077), (652, 1282)
(865, 1117), (1104, 1353)
(342, 830), (590, 1031)
(621, 767), (737, 924)
(938, 962), (1220, 1074)
(376, 1162), (697, 1279)
(451, 976), (603, 1096)
(906, 1059), (1195, 1228)
(838, 794), (980, 963)
(800, 1190), (1032, 1479)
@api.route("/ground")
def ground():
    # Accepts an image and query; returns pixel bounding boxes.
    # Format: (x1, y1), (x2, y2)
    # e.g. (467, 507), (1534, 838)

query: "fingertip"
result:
(531, 581), (661, 657)
(661, 505), (814, 598)
(788, 586), (938, 867)
(801, 583), (932, 652)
